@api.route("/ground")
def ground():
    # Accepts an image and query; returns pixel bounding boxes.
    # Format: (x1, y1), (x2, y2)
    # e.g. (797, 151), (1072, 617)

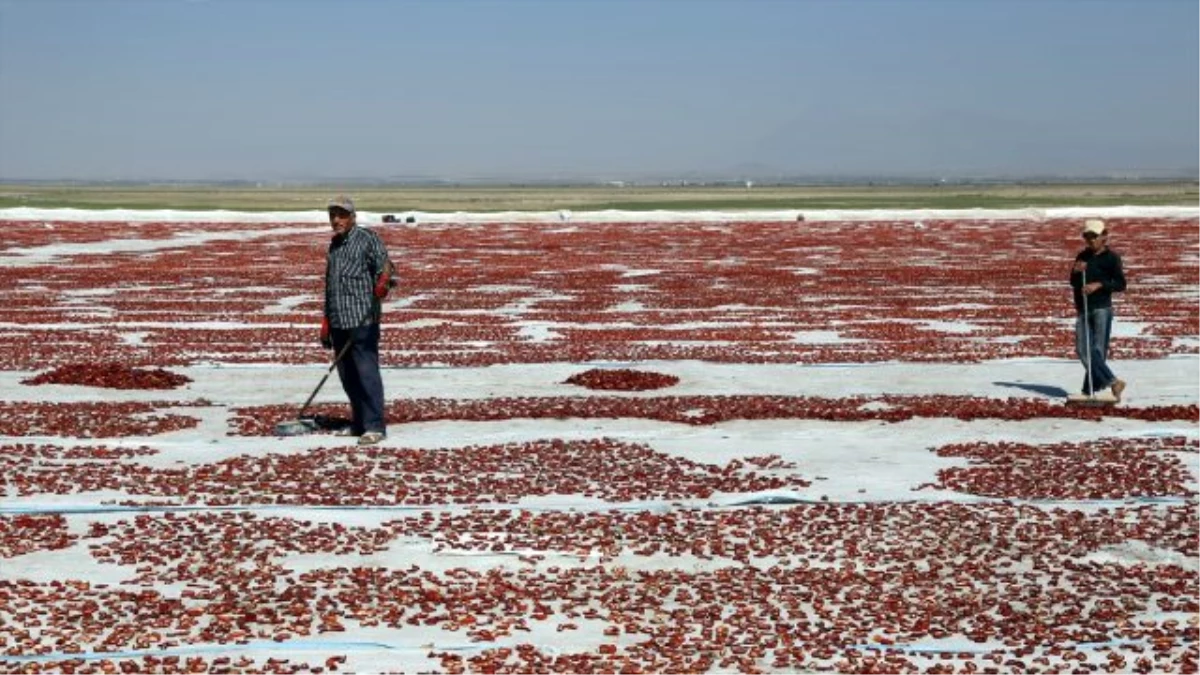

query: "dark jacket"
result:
(1070, 247), (1125, 313)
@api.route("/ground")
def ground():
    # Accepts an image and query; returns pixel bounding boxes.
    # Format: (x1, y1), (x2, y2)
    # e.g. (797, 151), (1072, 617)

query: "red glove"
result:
(319, 317), (332, 349)
(374, 263), (397, 299)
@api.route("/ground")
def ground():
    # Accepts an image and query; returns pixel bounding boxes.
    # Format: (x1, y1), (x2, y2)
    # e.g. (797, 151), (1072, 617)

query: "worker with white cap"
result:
(1070, 219), (1127, 401)
(321, 194), (397, 445)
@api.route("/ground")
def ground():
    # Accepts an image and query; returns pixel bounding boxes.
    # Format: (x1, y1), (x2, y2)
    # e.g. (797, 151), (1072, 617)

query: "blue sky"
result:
(0, 0), (1196, 181)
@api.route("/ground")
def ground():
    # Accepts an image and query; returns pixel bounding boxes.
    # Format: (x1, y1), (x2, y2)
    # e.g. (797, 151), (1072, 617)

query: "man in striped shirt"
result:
(320, 194), (396, 445)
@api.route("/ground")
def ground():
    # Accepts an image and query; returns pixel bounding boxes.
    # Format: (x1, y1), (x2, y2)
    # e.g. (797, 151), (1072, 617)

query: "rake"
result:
(274, 339), (355, 436)
(1066, 268), (1117, 407)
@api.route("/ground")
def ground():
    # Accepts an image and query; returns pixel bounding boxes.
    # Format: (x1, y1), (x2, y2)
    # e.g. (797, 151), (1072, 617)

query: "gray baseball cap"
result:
(327, 194), (356, 213)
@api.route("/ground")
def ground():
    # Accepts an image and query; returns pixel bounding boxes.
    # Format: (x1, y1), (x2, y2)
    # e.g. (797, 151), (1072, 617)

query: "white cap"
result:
(1082, 219), (1106, 236)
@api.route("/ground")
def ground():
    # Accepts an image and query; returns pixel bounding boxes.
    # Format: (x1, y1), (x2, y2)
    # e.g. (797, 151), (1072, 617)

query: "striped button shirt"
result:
(324, 225), (392, 329)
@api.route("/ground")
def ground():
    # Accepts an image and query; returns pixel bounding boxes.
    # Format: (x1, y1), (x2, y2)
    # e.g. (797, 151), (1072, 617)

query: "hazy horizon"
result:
(1, 0), (1196, 182)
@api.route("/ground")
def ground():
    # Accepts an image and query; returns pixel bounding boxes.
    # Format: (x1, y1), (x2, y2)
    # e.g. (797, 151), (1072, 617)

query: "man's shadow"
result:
(994, 381), (1069, 398)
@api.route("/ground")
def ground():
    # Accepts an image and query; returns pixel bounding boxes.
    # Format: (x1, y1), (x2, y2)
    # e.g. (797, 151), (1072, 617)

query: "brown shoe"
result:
(1111, 379), (1126, 401)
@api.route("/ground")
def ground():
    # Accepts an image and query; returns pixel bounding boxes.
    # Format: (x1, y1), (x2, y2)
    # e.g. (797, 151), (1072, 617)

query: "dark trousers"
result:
(331, 323), (386, 434)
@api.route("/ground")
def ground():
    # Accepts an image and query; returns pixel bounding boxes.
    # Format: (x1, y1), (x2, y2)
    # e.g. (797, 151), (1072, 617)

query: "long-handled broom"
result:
(274, 338), (355, 436)
(1067, 269), (1116, 406)
(1082, 268), (1094, 398)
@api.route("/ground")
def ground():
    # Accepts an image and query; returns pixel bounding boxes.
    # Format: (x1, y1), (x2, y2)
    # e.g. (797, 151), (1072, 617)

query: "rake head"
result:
(274, 417), (320, 436)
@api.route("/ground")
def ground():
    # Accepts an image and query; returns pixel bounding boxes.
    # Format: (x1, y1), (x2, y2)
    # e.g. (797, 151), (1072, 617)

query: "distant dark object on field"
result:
(381, 214), (416, 224)
(796, 213), (806, 222)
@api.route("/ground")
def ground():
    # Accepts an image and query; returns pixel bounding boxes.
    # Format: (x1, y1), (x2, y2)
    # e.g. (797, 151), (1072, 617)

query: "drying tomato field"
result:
(0, 211), (1197, 674)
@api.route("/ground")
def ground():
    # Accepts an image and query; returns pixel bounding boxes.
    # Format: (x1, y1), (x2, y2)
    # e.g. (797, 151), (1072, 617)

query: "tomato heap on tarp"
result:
(564, 368), (680, 391)
(22, 363), (191, 390)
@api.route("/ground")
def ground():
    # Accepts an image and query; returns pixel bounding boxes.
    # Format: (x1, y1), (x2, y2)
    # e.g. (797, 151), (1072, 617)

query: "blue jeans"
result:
(1075, 307), (1116, 394)
(331, 323), (386, 435)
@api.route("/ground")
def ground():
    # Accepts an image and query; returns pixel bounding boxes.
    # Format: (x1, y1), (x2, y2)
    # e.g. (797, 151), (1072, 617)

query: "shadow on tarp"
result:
(5, 494), (1193, 518)
(301, 414), (352, 431)
(993, 381), (1069, 399)
(846, 637), (1147, 655)
(0, 640), (491, 663)
(4, 633), (1148, 664)
(728, 494), (812, 506)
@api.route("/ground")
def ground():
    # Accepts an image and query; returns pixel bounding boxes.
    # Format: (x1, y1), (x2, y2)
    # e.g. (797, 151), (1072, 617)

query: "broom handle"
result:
(1082, 268), (1093, 397)
(297, 338), (355, 417)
